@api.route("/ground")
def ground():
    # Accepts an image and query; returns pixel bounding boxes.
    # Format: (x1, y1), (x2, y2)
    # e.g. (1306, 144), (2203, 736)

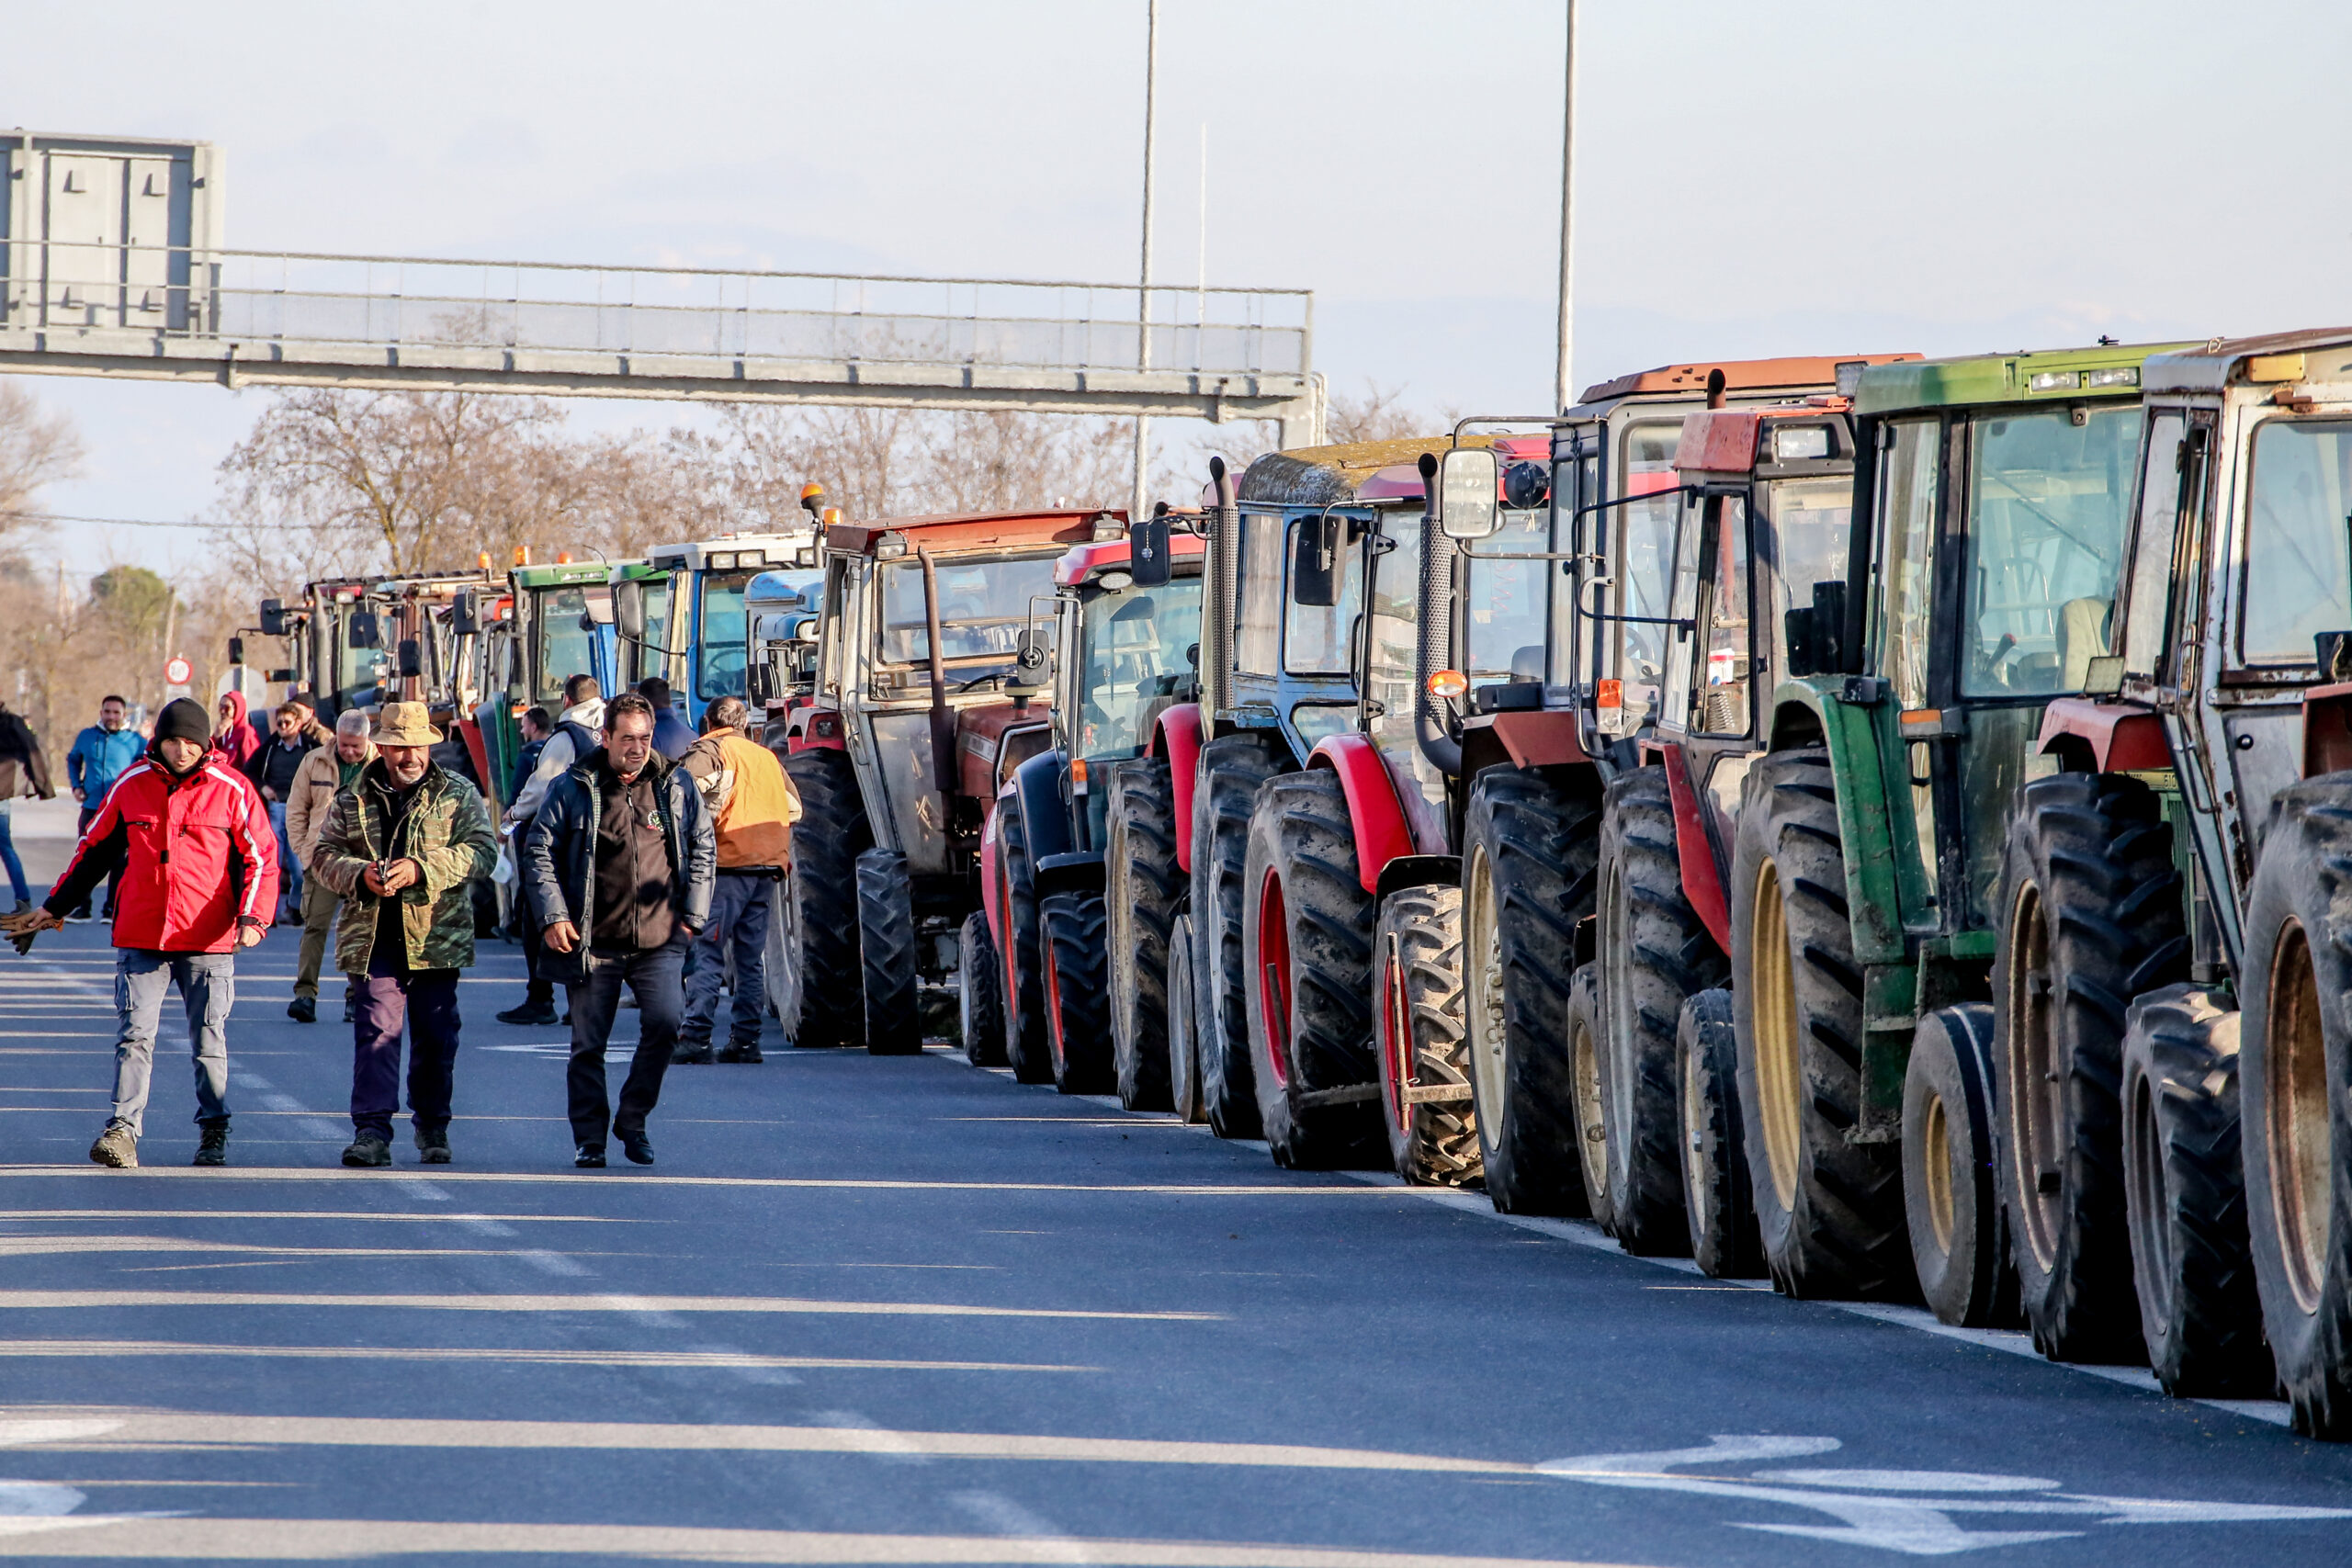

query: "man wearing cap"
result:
(2, 697), (277, 1168)
(310, 702), (498, 1168)
(674, 696), (798, 1065)
(283, 709), (376, 1024)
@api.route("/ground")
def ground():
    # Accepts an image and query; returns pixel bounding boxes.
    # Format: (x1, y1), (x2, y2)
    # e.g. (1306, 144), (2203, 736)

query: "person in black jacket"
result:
(245, 704), (318, 921)
(521, 693), (713, 1168)
(0, 698), (56, 914)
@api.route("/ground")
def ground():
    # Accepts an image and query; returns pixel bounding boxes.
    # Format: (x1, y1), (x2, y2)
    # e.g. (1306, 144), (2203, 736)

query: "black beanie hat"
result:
(153, 697), (211, 746)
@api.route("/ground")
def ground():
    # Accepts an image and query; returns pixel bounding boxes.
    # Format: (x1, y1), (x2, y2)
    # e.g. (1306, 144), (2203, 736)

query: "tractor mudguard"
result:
(1485, 709), (1589, 770)
(794, 707), (849, 752)
(1035, 850), (1108, 898)
(1307, 734), (1415, 895)
(1373, 853), (1460, 903)
(1658, 741), (1732, 955)
(2301, 681), (2352, 779)
(1012, 749), (1076, 863)
(1154, 703), (1204, 874)
(2036, 697), (2171, 774)
(979, 794), (1007, 941)
(1766, 677), (1924, 966)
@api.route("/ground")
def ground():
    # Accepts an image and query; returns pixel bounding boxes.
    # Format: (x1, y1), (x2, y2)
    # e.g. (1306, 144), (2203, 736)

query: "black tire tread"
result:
(958, 909), (1007, 1066)
(855, 847), (921, 1055)
(1042, 889), (1115, 1094)
(1192, 736), (1280, 1138)
(784, 747), (871, 1048)
(1377, 885), (1478, 1187)
(1679, 987), (1762, 1278)
(1106, 759), (1181, 1111)
(999, 799), (1054, 1084)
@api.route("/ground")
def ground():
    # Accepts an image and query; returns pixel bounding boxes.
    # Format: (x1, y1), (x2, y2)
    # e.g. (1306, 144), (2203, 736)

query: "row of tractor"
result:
(766, 335), (2352, 1443)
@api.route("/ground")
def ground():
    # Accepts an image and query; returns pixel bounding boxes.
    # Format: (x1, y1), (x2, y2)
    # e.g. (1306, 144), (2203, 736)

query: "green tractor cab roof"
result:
(1854, 342), (2199, 417)
(511, 560), (628, 590)
(2143, 327), (2352, 395)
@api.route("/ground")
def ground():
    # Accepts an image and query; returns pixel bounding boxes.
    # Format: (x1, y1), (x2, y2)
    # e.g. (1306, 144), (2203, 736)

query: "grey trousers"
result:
(110, 948), (234, 1137)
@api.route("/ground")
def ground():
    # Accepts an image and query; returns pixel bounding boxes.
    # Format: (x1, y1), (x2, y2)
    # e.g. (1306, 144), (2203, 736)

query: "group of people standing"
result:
(0, 674), (800, 1173)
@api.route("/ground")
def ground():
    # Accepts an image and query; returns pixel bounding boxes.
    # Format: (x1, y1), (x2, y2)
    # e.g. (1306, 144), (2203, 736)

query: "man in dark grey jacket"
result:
(522, 693), (714, 1168)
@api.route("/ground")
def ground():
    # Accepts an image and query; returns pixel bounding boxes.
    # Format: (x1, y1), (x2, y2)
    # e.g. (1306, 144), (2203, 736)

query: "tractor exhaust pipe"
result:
(917, 546), (956, 805)
(1413, 452), (1463, 777)
(1204, 456), (1238, 730)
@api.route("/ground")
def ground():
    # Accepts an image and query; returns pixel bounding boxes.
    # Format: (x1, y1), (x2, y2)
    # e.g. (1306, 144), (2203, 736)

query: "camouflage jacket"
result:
(311, 758), (498, 973)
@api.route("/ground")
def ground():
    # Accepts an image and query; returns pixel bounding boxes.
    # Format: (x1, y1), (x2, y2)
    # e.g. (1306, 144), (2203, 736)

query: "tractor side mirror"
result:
(1129, 513), (1172, 588)
(266, 668), (298, 683)
(1438, 446), (1501, 540)
(1012, 627), (1051, 689)
(1292, 514), (1343, 608)
(347, 610), (381, 649)
(451, 590), (481, 636)
(397, 638), (424, 679)
(1784, 581), (1849, 678)
(747, 656), (775, 705)
(614, 581), (645, 641)
(259, 598), (289, 637)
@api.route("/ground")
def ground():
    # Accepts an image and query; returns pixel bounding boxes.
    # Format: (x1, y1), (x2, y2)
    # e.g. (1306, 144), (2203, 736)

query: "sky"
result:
(10, 0), (2352, 581)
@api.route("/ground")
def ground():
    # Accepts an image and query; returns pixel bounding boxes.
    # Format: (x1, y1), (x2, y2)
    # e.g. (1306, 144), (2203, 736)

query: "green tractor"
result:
(1729, 343), (2188, 1320)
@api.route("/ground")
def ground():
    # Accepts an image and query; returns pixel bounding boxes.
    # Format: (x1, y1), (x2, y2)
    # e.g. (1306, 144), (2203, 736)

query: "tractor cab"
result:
(745, 570), (826, 750)
(619, 529), (821, 728)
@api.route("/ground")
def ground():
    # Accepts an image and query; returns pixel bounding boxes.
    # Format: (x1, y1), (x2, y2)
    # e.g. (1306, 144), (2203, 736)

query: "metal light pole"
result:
(1134, 0), (1160, 525)
(1555, 0), (1577, 413)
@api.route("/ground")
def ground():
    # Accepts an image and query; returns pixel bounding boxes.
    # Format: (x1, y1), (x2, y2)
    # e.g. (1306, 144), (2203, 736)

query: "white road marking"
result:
(518, 1250), (590, 1278)
(0, 1292), (1214, 1321)
(949, 1491), (1087, 1563)
(0, 1342), (1087, 1373)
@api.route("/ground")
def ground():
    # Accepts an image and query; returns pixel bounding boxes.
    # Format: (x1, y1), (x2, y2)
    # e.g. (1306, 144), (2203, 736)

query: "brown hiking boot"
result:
(89, 1123), (138, 1168)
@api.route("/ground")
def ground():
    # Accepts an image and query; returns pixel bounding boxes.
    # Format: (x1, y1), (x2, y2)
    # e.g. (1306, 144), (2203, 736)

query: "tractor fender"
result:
(1485, 708), (1589, 769)
(1011, 749), (1076, 863)
(1658, 741), (1732, 955)
(1035, 850), (1108, 899)
(979, 795), (1005, 941)
(2303, 682), (2352, 779)
(1373, 853), (1460, 903)
(792, 706), (849, 752)
(1306, 733), (1416, 895)
(2036, 697), (2170, 774)
(1153, 702), (1204, 874)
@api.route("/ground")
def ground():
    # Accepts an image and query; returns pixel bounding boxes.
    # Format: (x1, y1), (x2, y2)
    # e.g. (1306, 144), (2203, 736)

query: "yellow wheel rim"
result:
(2005, 880), (2060, 1272)
(2268, 919), (2334, 1314)
(1749, 857), (1802, 1212)
(1921, 1089), (1954, 1258)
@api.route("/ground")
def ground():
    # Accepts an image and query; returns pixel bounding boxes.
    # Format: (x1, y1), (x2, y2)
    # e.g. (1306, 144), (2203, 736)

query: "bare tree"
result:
(1324, 379), (1428, 446)
(0, 381), (85, 545)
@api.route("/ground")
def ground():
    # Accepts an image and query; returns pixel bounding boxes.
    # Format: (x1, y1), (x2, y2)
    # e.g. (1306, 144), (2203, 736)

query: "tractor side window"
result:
(1365, 516), (1443, 833)
(1611, 422), (1684, 728)
(1465, 505), (1548, 686)
(1234, 513), (1282, 675)
(1960, 404), (2141, 696)
(2239, 419), (2352, 666)
(1076, 577), (1204, 757)
(1283, 516), (1366, 675)
(1872, 418), (1939, 712)
(537, 588), (596, 705)
(2119, 412), (2187, 678)
(697, 571), (752, 701)
(1695, 496), (1752, 736)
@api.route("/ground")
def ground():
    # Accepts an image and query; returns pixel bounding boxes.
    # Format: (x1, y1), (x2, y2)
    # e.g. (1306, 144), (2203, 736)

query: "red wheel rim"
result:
(1379, 931), (1410, 1135)
(1044, 939), (1069, 1077)
(1258, 868), (1292, 1089)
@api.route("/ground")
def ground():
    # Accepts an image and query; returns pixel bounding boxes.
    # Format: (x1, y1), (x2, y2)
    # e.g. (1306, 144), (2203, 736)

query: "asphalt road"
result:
(2, 917), (2349, 1566)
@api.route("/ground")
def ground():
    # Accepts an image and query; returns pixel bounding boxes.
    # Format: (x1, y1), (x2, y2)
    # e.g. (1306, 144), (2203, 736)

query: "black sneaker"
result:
(341, 1133), (392, 1168)
(414, 1124), (452, 1165)
(89, 1123), (138, 1168)
(575, 1144), (607, 1168)
(193, 1123), (230, 1167)
(616, 1128), (654, 1166)
(287, 995), (316, 1023)
(497, 999), (562, 1027)
(673, 1039), (714, 1065)
(717, 1041), (763, 1064)
(342, 997), (356, 1024)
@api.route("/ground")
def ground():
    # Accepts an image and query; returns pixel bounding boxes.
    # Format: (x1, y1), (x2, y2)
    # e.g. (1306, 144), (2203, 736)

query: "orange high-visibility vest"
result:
(712, 732), (797, 871)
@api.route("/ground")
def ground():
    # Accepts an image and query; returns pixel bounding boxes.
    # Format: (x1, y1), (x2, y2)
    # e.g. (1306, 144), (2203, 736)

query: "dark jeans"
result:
(0, 806), (26, 905)
(513, 822), (553, 1005)
(566, 938), (684, 1148)
(351, 950), (462, 1139)
(683, 870), (773, 1048)
(73, 806), (117, 917)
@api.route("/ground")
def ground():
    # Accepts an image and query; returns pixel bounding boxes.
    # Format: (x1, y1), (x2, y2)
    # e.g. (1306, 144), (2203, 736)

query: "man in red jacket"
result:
(2, 697), (277, 1168)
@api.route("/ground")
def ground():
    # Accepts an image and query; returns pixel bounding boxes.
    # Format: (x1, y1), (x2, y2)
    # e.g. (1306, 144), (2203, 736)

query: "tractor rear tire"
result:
(1192, 736), (1280, 1139)
(1679, 987), (1761, 1279)
(1903, 1003), (2020, 1327)
(784, 747), (870, 1048)
(1993, 772), (2187, 1361)
(1168, 908), (1207, 1124)
(855, 848), (921, 1056)
(1375, 885), (1478, 1186)
(958, 909), (1007, 1067)
(2121, 984), (2272, 1396)
(1106, 759), (1181, 1111)
(1043, 889), (1115, 1095)
(1598, 765), (1722, 1255)
(1730, 749), (1910, 1300)
(1243, 771), (1383, 1168)
(2239, 780), (2352, 1438)
(998, 800), (1054, 1085)
(1462, 765), (1601, 1216)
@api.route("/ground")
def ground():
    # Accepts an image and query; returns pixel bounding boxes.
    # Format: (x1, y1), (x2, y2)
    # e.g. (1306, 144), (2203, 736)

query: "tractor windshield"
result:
(697, 571), (754, 700)
(1075, 576), (1204, 757)
(1466, 504), (1550, 685)
(534, 586), (603, 705)
(879, 554), (1059, 664)
(2240, 419), (2352, 665)
(1961, 405), (2142, 696)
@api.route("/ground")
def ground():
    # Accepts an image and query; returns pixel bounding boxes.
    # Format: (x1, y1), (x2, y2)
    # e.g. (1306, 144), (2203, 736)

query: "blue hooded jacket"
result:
(68, 724), (146, 805)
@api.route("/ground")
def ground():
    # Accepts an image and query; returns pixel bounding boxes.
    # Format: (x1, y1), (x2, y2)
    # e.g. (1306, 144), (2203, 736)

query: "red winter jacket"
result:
(45, 750), (279, 953)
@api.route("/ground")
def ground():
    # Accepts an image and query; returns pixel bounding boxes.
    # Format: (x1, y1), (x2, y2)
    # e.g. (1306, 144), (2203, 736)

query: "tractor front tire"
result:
(2240, 781), (2352, 1438)
(1993, 772), (2187, 1361)
(958, 909), (1007, 1067)
(1462, 766), (1601, 1215)
(1043, 890), (1115, 1095)
(998, 800), (1054, 1085)
(1730, 749), (1910, 1300)
(1903, 1003), (2019, 1327)
(1679, 987), (1761, 1279)
(855, 848), (921, 1056)
(1192, 737), (1280, 1139)
(784, 747), (870, 1048)
(1375, 885), (1478, 1187)
(1242, 771), (1383, 1169)
(1106, 760), (1182, 1111)
(1168, 908), (1207, 1124)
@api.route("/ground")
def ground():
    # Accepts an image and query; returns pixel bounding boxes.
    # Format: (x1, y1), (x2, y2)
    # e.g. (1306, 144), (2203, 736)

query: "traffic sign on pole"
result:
(164, 656), (193, 687)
